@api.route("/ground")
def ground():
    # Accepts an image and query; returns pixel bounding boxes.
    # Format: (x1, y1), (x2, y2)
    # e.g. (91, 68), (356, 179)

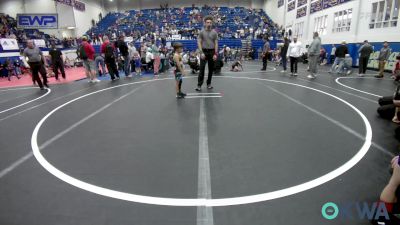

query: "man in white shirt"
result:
(145, 48), (154, 71)
(330, 44), (336, 64)
(286, 37), (302, 76)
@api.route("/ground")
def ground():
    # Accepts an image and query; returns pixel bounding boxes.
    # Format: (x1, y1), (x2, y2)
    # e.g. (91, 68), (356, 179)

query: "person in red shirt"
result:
(81, 36), (100, 83)
(391, 55), (400, 81)
(101, 35), (120, 80)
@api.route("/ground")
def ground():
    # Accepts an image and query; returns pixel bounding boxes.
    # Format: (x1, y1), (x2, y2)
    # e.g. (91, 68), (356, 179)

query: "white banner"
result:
(0, 39), (19, 50)
(33, 39), (46, 48)
(171, 34), (182, 40)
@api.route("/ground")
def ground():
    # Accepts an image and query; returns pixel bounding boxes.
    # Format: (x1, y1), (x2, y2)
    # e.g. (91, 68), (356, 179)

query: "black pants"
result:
(359, 56), (369, 74)
(198, 49), (215, 87)
(290, 57), (298, 73)
(105, 58), (119, 79)
(29, 62), (47, 88)
(262, 53), (268, 70)
(377, 96), (396, 120)
(281, 55), (287, 71)
(329, 55), (335, 64)
(53, 60), (66, 79)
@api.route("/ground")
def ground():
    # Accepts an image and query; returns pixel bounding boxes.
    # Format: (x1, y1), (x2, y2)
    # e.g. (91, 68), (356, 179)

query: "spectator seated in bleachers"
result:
(87, 6), (281, 44)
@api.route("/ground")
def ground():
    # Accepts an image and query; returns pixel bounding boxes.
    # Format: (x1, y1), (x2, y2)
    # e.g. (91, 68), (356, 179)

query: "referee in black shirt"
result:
(49, 43), (66, 80)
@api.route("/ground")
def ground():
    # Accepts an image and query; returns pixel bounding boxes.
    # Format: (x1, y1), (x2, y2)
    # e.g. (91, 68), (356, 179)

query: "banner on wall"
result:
(310, 0), (323, 14)
(322, 0), (352, 9)
(296, 6), (307, 18)
(0, 39), (19, 50)
(288, 1), (296, 12)
(55, 0), (73, 6)
(297, 0), (307, 7)
(311, 0), (353, 14)
(74, 1), (86, 11)
(17, 14), (58, 29)
(33, 39), (46, 48)
(55, 0), (86, 12)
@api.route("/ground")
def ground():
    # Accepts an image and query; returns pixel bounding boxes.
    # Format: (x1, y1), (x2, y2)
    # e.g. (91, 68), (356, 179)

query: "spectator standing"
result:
(196, 16), (218, 91)
(287, 37), (302, 76)
(280, 37), (289, 73)
(151, 40), (161, 75)
(115, 35), (131, 77)
(49, 43), (66, 80)
(376, 41), (392, 78)
(358, 40), (373, 77)
(261, 38), (270, 71)
(80, 36), (99, 83)
(330, 44), (336, 64)
(101, 36), (120, 80)
(307, 32), (321, 79)
(23, 40), (48, 90)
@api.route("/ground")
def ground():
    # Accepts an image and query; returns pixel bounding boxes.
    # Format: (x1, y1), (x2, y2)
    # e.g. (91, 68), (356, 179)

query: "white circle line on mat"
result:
(335, 77), (383, 98)
(0, 88), (51, 114)
(31, 77), (372, 207)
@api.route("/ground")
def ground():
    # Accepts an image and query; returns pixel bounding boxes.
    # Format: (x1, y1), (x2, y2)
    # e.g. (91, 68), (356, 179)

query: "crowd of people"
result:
(266, 35), (398, 82)
(74, 16), (224, 92)
(2, 4), (285, 50)
(87, 5), (284, 45)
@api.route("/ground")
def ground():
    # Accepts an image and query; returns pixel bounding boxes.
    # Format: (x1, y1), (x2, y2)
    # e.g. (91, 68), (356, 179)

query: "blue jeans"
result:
(14, 67), (22, 75)
(95, 56), (106, 76)
(124, 55), (131, 76)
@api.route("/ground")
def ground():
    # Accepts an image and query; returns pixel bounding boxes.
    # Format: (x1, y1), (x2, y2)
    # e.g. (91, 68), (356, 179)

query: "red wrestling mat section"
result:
(0, 67), (87, 88)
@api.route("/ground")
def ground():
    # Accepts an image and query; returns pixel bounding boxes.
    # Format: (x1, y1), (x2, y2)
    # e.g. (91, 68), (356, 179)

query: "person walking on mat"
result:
(196, 16), (218, 91)
(287, 37), (302, 77)
(23, 40), (48, 90)
(307, 32), (321, 79)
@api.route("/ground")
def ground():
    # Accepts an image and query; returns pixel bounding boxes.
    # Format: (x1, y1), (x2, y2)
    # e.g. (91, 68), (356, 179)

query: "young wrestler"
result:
(230, 60), (243, 72)
(173, 42), (186, 99)
(133, 51), (141, 76)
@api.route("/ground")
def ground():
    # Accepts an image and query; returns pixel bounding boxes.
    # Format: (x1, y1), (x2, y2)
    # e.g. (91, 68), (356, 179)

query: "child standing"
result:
(173, 42), (186, 99)
(391, 55), (400, 81)
(133, 51), (141, 76)
(14, 59), (22, 76)
(5, 58), (20, 81)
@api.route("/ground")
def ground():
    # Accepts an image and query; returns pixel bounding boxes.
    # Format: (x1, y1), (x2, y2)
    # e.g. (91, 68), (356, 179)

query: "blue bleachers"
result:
(87, 7), (280, 40)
